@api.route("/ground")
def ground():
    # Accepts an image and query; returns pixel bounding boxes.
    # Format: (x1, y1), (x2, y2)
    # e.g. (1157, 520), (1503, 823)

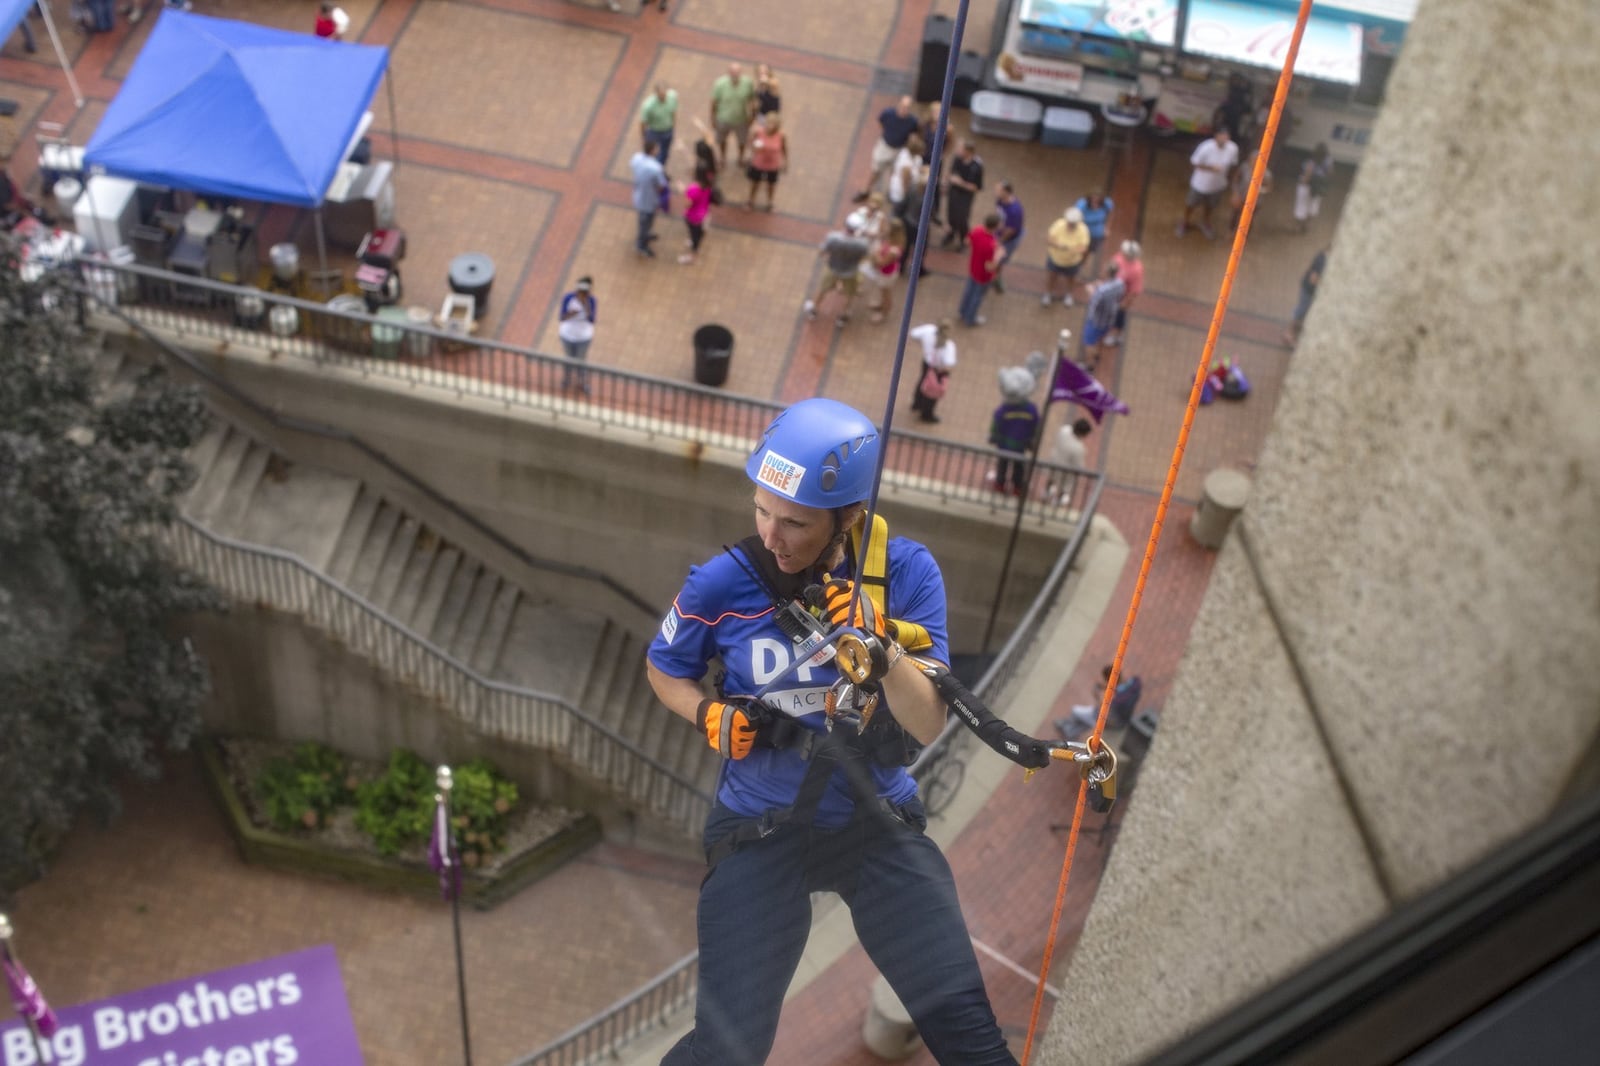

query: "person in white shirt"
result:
(1048, 417), (1093, 505)
(908, 319), (956, 424)
(1177, 128), (1238, 241)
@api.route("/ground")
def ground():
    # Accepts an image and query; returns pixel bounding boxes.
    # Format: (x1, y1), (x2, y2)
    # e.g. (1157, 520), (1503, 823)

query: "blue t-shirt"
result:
(1074, 196), (1113, 240)
(998, 197), (1025, 242)
(647, 539), (949, 827)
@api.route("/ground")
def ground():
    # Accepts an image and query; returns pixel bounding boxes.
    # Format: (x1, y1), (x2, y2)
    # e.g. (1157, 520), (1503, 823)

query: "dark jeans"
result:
(661, 802), (1016, 1065)
(686, 220), (704, 252)
(560, 337), (591, 389)
(995, 450), (1029, 494)
(86, 0), (116, 32)
(635, 209), (657, 252)
(946, 189), (974, 241)
(644, 127), (674, 164)
(958, 276), (989, 324)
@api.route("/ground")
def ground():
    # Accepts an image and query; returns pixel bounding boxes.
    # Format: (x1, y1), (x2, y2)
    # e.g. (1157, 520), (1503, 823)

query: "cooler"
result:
(969, 91), (1043, 141)
(72, 176), (141, 253)
(1042, 107), (1095, 149)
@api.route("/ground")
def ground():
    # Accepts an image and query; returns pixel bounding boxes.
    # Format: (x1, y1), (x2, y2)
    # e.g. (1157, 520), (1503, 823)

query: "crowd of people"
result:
(620, 61), (794, 271)
(600, 69), (1342, 491)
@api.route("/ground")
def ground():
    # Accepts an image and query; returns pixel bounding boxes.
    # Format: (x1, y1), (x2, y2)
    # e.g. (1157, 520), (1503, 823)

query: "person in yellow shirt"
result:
(1042, 206), (1091, 307)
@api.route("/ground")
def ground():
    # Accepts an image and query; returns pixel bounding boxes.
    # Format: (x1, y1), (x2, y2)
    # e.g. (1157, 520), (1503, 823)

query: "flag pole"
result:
(979, 330), (1073, 657)
(436, 766), (473, 1066)
(0, 914), (48, 1063)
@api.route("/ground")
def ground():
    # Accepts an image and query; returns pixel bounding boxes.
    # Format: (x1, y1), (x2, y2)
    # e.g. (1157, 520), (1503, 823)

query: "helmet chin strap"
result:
(812, 506), (865, 576)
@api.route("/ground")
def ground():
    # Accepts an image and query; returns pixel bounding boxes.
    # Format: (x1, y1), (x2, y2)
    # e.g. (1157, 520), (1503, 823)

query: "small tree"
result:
(0, 240), (222, 891)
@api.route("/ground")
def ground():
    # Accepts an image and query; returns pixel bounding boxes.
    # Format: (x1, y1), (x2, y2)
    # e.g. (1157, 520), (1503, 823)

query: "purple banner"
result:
(1, 945), (362, 1066)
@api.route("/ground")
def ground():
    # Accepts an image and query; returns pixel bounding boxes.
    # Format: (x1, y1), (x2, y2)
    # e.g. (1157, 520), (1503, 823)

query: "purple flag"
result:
(2, 950), (58, 1037)
(426, 793), (460, 901)
(1050, 358), (1129, 423)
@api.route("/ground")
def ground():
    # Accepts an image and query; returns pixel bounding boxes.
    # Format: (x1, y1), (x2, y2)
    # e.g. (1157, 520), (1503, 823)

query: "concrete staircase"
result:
(102, 335), (720, 808)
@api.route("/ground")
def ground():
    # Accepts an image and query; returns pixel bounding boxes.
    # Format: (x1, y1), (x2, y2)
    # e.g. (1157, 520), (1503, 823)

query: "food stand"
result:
(80, 11), (393, 291)
(983, 0), (1416, 164)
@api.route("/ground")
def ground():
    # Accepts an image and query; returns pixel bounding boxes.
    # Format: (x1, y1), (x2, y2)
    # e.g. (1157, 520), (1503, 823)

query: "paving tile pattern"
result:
(0, 0), (1356, 1060)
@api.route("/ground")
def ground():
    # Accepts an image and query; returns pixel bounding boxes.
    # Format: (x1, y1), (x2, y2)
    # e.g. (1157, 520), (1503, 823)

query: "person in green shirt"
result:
(640, 83), (679, 163)
(709, 61), (756, 169)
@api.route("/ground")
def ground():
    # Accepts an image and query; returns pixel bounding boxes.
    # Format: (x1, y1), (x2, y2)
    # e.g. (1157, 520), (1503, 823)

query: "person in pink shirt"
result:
(678, 173), (717, 265)
(1105, 239), (1144, 348)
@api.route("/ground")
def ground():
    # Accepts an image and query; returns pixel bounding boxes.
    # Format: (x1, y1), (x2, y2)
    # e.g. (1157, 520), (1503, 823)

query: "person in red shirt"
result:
(958, 212), (1003, 326)
(313, 3), (347, 39)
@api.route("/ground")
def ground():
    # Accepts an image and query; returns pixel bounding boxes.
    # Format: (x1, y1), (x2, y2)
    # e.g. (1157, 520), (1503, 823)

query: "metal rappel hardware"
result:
(824, 677), (878, 733)
(1055, 739), (1119, 813)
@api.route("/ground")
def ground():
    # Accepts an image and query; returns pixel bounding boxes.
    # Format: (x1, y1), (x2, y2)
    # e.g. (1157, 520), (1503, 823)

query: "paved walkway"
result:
(1, 1), (1350, 1062)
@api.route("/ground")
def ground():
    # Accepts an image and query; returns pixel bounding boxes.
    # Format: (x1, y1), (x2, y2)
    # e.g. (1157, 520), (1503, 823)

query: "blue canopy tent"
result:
(83, 11), (390, 287)
(0, 0), (84, 108)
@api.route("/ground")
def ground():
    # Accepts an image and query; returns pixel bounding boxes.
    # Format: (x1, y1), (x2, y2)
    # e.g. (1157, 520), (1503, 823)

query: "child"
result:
(678, 172), (715, 265)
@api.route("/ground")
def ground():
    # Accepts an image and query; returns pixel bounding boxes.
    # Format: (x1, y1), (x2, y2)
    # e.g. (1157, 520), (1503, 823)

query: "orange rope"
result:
(1018, 3), (1317, 1060)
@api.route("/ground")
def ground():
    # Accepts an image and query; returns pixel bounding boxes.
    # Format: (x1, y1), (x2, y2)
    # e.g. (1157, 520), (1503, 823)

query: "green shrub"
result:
(354, 749), (433, 856)
(255, 742), (356, 832)
(352, 750), (519, 864)
(450, 759), (519, 867)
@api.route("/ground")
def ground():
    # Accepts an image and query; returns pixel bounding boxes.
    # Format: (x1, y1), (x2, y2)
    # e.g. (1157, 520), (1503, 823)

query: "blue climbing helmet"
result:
(746, 398), (880, 508)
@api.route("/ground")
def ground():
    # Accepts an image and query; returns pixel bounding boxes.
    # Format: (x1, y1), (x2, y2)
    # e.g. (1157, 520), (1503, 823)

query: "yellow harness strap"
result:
(846, 513), (933, 653)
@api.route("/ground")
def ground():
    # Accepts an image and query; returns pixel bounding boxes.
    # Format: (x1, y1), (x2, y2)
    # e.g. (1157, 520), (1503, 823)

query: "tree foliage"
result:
(0, 242), (222, 891)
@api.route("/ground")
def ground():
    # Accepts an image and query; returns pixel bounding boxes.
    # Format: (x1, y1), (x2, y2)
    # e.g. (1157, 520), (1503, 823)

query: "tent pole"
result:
(35, 0), (85, 109)
(315, 209), (331, 298)
(385, 73), (401, 174)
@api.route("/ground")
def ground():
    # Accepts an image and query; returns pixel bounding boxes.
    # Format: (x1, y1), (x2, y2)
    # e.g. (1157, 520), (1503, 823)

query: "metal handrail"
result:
(508, 953), (700, 1066)
(86, 259), (1098, 524)
(505, 474), (1107, 1066)
(161, 516), (713, 835)
(909, 471), (1110, 775)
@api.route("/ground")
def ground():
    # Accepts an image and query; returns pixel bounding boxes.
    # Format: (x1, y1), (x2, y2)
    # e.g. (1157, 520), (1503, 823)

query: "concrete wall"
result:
(186, 605), (700, 857)
(1041, 0), (1600, 1061)
(140, 335), (1074, 654)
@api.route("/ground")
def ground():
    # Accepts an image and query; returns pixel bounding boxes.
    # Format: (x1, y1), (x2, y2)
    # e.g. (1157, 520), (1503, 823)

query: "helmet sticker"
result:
(755, 449), (807, 499)
(660, 607), (679, 644)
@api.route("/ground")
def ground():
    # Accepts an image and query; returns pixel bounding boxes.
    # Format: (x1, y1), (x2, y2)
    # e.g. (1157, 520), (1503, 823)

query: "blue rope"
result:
(852, 0), (972, 621)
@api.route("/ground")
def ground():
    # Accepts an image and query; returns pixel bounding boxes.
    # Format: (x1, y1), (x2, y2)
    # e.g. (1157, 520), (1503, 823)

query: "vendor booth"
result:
(980, 0), (1415, 164)
(81, 11), (393, 291)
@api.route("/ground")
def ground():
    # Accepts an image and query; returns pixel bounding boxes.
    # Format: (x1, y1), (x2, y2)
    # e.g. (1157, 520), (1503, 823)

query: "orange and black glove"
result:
(696, 698), (772, 760)
(818, 579), (905, 685)
(818, 578), (887, 639)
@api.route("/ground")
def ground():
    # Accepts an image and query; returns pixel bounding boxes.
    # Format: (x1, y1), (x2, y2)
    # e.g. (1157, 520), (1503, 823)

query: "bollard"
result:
(1189, 467), (1252, 548)
(861, 974), (922, 1060)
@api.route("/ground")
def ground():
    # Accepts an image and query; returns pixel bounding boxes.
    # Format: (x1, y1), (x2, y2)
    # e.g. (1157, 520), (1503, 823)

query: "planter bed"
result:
(198, 737), (601, 910)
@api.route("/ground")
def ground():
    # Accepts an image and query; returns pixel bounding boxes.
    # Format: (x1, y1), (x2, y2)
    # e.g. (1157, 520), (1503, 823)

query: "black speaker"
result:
(917, 14), (954, 103)
(952, 50), (986, 109)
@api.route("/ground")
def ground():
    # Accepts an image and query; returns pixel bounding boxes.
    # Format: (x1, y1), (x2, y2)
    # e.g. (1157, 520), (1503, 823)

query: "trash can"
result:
(269, 305), (299, 337)
(448, 252), (495, 320)
(234, 289), (267, 330)
(371, 306), (408, 360)
(404, 306), (434, 357)
(53, 176), (83, 219)
(693, 324), (734, 387)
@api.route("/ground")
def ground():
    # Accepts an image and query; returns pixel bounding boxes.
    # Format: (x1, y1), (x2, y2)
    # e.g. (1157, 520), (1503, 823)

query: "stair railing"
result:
(84, 288), (662, 625)
(162, 516), (712, 835)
